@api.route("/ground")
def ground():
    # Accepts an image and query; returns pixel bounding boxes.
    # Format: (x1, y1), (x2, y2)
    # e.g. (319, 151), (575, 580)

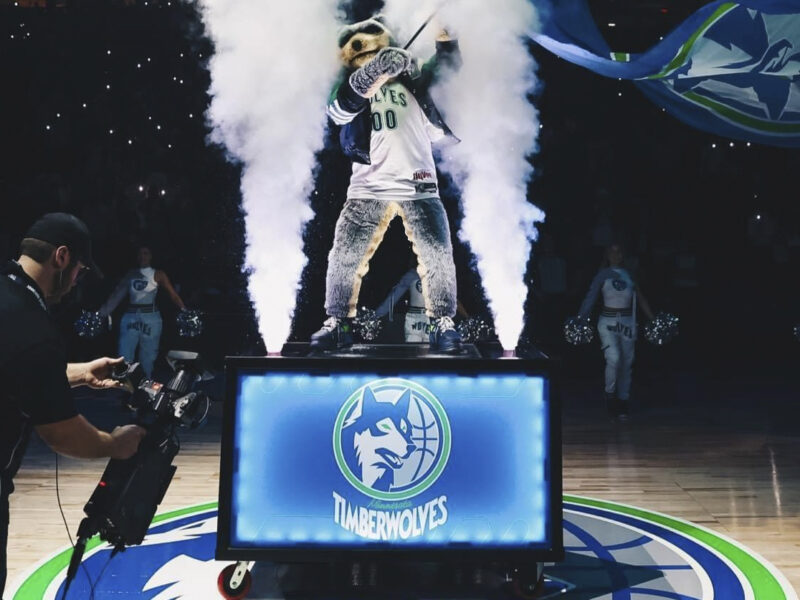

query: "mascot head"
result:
(338, 15), (396, 70)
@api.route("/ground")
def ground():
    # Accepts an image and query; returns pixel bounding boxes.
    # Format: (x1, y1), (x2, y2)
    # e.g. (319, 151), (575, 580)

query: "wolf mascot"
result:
(310, 15), (464, 353)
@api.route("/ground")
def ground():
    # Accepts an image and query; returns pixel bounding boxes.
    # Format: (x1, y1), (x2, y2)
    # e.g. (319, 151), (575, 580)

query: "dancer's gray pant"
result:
(325, 198), (457, 319)
(597, 313), (636, 400)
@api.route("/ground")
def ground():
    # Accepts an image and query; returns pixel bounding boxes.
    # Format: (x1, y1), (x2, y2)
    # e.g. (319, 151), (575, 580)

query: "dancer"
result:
(99, 245), (185, 377)
(578, 243), (654, 419)
(375, 262), (428, 342)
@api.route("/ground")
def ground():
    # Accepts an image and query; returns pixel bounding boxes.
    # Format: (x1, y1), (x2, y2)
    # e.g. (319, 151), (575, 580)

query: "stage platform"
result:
(279, 341), (550, 360)
(282, 341), (486, 359)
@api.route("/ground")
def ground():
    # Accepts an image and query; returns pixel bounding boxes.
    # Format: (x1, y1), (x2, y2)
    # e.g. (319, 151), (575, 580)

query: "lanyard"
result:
(6, 272), (48, 313)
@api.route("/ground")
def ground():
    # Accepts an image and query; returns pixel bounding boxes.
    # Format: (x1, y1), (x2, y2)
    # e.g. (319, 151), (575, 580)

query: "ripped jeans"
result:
(119, 310), (162, 378)
(404, 310), (429, 342)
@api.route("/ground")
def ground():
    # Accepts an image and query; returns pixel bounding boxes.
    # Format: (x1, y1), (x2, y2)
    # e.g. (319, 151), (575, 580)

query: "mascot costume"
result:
(311, 15), (464, 353)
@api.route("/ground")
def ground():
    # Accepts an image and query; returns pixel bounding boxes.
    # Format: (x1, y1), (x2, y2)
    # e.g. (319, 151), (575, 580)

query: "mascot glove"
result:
(374, 47), (412, 76)
(350, 47), (412, 98)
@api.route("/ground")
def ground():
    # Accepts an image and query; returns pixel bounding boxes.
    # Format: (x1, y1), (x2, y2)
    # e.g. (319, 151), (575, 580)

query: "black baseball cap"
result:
(24, 212), (103, 278)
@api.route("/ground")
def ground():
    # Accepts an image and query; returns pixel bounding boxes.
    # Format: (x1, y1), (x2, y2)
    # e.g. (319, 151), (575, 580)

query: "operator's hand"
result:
(83, 356), (126, 389)
(109, 425), (146, 459)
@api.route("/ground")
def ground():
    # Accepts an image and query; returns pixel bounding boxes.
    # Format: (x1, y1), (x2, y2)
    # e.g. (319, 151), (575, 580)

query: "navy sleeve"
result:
(327, 78), (370, 125)
(434, 39), (463, 72)
(10, 343), (77, 426)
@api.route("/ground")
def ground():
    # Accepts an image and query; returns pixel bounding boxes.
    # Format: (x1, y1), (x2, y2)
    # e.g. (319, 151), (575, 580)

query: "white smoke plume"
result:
(199, 0), (342, 352)
(383, 0), (545, 350)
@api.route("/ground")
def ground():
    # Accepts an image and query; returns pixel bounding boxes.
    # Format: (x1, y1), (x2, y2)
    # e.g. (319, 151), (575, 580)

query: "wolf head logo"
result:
(347, 387), (417, 492)
(335, 379), (451, 500)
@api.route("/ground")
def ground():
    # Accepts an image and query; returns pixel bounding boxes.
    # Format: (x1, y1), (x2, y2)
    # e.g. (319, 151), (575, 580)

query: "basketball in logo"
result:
(333, 378), (451, 501)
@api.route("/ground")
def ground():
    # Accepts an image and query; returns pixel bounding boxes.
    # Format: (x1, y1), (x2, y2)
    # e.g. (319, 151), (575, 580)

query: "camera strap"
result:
(6, 272), (48, 312)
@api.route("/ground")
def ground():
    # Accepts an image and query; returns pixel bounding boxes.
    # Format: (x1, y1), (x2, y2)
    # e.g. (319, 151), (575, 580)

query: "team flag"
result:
(531, 0), (800, 147)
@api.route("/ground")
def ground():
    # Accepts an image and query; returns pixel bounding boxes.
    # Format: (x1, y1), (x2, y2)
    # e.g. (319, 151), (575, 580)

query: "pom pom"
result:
(563, 316), (594, 345)
(176, 309), (203, 338)
(74, 310), (105, 338)
(456, 316), (495, 343)
(353, 307), (383, 342)
(793, 323), (800, 342)
(644, 312), (679, 346)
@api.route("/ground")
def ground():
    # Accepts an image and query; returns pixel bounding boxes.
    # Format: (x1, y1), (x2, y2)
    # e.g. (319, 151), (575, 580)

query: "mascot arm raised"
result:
(417, 39), (462, 90)
(327, 47), (412, 125)
(350, 47), (412, 98)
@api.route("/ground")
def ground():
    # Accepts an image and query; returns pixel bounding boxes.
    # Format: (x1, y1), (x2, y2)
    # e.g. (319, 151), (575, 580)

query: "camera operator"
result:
(0, 213), (145, 599)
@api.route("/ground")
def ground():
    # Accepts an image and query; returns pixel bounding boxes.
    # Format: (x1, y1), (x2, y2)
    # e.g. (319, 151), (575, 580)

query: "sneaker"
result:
(310, 317), (354, 351)
(428, 316), (462, 354)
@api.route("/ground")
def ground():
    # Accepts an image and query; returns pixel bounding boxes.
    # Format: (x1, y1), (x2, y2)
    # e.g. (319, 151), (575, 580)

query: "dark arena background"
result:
(1, 0), (799, 598)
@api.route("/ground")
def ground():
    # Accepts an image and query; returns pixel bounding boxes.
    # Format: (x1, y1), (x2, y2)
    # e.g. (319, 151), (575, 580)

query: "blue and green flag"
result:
(531, 0), (800, 147)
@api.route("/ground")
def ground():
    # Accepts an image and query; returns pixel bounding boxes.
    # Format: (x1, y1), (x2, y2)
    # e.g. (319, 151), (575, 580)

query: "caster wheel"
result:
(218, 563), (252, 600)
(511, 573), (544, 599)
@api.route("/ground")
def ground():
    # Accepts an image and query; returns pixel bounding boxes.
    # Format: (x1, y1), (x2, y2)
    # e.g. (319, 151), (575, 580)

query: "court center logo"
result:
(9, 499), (798, 598)
(333, 378), (451, 501)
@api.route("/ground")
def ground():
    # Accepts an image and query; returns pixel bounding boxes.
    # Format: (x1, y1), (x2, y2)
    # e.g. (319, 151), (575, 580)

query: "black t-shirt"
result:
(0, 261), (77, 495)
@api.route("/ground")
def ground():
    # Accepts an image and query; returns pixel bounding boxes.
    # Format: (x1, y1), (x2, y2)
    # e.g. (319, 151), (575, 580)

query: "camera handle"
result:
(62, 427), (176, 598)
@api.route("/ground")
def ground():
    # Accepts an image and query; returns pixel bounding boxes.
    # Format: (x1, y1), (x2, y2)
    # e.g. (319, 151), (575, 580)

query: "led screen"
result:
(229, 372), (550, 550)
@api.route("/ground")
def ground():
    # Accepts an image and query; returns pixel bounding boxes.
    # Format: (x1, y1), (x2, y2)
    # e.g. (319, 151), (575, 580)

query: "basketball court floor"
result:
(6, 368), (799, 599)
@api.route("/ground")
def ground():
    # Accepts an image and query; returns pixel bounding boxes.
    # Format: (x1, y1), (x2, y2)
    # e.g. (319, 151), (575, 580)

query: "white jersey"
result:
(129, 267), (158, 306)
(601, 268), (634, 309)
(347, 80), (444, 202)
(579, 267), (636, 319)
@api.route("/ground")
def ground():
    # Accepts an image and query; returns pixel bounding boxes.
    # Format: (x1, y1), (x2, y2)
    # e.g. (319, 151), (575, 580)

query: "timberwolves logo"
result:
(333, 378), (451, 501)
(9, 499), (798, 598)
(132, 279), (148, 291)
(612, 279), (628, 291)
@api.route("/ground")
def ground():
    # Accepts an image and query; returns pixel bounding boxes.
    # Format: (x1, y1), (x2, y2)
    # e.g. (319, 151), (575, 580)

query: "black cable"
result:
(56, 454), (101, 600)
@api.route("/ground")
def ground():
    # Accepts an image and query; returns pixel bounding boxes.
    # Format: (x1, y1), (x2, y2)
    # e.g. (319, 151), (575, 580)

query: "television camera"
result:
(63, 351), (212, 597)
